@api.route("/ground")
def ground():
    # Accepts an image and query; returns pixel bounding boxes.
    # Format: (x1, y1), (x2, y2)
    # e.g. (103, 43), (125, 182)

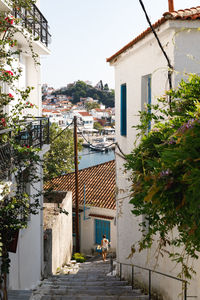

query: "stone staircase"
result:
(31, 259), (148, 300)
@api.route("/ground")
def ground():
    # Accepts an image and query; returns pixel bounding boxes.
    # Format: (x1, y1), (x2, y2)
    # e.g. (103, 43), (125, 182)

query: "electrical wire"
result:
(138, 0), (173, 102)
(51, 121), (74, 142)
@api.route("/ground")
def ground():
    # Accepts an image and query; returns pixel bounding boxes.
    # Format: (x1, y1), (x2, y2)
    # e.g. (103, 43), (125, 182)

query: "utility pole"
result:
(74, 116), (80, 252)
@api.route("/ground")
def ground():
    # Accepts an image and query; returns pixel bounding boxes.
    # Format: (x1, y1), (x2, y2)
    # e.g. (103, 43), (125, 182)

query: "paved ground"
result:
(31, 259), (148, 300)
(8, 259), (148, 300)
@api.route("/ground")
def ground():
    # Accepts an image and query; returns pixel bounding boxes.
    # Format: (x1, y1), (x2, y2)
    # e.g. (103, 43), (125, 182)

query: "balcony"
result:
(0, 117), (50, 180)
(13, 4), (51, 48)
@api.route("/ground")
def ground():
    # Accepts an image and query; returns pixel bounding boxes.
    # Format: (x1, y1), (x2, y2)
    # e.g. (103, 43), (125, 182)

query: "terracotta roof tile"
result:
(89, 214), (114, 220)
(78, 112), (92, 117)
(45, 160), (116, 210)
(107, 6), (200, 63)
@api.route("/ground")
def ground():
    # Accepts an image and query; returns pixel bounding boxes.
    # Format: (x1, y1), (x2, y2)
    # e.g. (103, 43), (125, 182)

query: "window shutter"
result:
(120, 84), (127, 136)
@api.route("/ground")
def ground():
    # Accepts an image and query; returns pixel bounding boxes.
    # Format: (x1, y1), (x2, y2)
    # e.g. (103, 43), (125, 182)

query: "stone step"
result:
(47, 277), (121, 282)
(42, 280), (129, 286)
(41, 287), (143, 296)
(41, 296), (149, 300)
(8, 290), (32, 300)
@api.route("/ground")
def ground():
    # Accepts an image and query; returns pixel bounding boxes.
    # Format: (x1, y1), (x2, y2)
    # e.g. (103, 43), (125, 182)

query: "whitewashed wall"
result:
(7, 5), (50, 288)
(79, 206), (116, 255)
(111, 19), (200, 299)
(9, 163), (44, 290)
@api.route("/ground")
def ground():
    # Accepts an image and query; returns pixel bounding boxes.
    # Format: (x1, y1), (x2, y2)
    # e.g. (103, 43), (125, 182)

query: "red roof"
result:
(45, 160), (116, 210)
(107, 6), (200, 63)
(42, 109), (52, 113)
(78, 111), (92, 117)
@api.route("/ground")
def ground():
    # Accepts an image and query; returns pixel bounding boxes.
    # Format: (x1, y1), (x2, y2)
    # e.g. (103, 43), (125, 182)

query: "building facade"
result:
(0, 0), (51, 290)
(108, 6), (200, 299)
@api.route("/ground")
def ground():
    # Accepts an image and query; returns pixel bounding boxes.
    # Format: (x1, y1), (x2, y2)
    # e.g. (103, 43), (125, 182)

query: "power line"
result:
(138, 0), (173, 98)
(51, 121), (74, 142)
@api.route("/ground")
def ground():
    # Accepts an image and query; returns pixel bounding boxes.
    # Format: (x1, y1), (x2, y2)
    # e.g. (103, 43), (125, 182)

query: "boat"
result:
(89, 137), (111, 152)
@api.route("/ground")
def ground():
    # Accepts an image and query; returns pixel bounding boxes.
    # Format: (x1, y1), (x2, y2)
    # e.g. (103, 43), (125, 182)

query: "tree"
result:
(125, 74), (200, 279)
(43, 123), (82, 181)
(94, 122), (103, 133)
(53, 81), (115, 107)
(103, 83), (109, 91)
(85, 102), (100, 112)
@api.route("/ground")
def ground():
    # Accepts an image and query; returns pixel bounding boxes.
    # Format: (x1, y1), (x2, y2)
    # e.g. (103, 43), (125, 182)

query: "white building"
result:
(108, 5), (200, 300)
(76, 111), (94, 130)
(0, 0), (51, 291)
(45, 160), (116, 255)
(91, 108), (110, 120)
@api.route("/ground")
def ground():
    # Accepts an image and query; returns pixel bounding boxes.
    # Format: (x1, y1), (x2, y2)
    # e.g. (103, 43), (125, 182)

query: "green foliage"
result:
(72, 252), (86, 263)
(43, 123), (82, 181)
(85, 102), (100, 111)
(125, 74), (200, 278)
(54, 80), (115, 108)
(94, 122), (103, 132)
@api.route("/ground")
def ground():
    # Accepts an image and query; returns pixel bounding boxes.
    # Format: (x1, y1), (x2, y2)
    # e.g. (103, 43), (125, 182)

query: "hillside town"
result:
(42, 82), (115, 149)
(1, 0), (200, 300)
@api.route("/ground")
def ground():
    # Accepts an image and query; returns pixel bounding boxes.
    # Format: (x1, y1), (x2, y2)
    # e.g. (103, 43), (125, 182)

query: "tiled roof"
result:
(45, 160), (116, 210)
(89, 214), (114, 220)
(107, 6), (200, 63)
(78, 111), (92, 117)
(163, 6), (200, 20)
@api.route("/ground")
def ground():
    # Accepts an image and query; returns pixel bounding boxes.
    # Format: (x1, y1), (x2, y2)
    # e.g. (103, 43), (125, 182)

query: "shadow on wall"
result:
(43, 191), (73, 276)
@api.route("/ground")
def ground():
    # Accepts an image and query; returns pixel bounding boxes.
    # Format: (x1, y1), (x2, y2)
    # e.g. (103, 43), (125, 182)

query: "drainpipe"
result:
(168, 0), (174, 12)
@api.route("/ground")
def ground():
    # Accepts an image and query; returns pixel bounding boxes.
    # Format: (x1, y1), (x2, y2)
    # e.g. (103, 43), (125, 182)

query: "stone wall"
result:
(44, 191), (72, 276)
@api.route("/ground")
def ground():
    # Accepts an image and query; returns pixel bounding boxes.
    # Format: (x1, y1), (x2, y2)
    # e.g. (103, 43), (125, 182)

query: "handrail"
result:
(116, 261), (188, 300)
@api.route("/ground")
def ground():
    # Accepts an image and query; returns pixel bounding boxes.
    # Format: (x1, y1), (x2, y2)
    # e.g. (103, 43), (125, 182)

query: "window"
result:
(141, 74), (151, 131)
(120, 84), (127, 136)
(95, 219), (110, 244)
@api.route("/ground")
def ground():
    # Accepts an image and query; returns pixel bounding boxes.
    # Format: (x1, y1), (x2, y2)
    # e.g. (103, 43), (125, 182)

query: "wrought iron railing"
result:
(0, 117), (50, 179)
(13, 4), (51, 47)
(113, 261), (197, 300)
(15, 117), (50, 148)
(0, 129), (12, 180)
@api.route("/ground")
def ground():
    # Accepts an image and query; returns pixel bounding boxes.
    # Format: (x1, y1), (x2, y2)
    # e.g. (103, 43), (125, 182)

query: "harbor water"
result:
(78, 147), (115, 170)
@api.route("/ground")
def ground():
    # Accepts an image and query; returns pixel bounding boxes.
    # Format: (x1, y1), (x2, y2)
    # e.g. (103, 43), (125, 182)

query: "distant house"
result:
(91, 108), (110, 120)
(107, 4), (200, 299)
(45, 160), (116, 255)
(76, 111), (94, 130)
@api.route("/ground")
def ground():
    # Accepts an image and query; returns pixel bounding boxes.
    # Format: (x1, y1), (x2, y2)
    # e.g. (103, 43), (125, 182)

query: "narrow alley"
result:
(29, 259), (148, 300)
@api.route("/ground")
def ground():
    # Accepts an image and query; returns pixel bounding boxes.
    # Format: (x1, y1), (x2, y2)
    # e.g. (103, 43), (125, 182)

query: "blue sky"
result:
(40, 0), (200, 89)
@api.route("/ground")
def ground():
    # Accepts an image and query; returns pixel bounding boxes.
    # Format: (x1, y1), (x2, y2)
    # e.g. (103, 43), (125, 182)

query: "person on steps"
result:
(101, 234), (109, 261)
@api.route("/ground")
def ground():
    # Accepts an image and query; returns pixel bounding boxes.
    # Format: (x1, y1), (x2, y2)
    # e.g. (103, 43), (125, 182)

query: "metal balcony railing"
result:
(0, 128), (12, 180)
(0, 117), (50, 179)
(13, 4), (51, 47)
(15, 117), (50, 148)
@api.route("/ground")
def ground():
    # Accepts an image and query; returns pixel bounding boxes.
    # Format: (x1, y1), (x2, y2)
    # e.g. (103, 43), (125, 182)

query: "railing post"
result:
(40, 119), (42, 149)
(120, 263), (122, 281)
(149, 270), (151, 300)
(110, 253), (113, 275)
(47, 118), (50, 144)
(184, 282), (187, 300)
(132, 266), (134, 290)
(29, 123), (33, 147)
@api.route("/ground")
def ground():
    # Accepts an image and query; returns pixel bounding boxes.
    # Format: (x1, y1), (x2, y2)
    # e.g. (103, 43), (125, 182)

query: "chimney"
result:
(168, 0), (174, 12)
